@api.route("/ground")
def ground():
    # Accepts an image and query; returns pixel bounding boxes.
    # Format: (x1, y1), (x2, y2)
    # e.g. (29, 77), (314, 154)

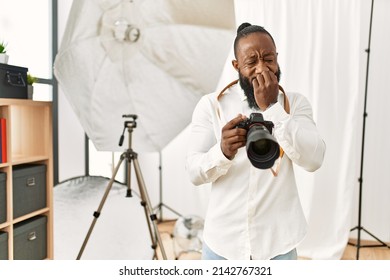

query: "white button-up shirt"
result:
(186, 82), (326, 260)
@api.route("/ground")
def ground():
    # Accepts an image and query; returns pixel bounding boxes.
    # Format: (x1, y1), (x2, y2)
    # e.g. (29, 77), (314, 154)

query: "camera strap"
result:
(216, 79), (290, 113)
(271, 84), (289, 177)
(216, 79), (291, 176)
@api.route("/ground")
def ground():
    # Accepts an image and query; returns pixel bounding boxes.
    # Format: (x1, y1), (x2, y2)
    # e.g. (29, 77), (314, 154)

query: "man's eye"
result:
(263, 56), (275, 62)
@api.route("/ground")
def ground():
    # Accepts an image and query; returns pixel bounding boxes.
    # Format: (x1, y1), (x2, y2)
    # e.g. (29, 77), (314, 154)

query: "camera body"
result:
(237, 113), (274, 134)
(236, 113), (280, 169)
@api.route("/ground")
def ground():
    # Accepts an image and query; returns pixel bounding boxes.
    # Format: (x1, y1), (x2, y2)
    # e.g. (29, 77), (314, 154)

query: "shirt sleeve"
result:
(263, 93), (326, 172)
(185, 96), (233, 186)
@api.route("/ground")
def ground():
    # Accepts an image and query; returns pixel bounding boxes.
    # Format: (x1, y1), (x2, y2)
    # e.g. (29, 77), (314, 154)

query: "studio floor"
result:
(53, 176), (390, 260)
(156, 220), (390, 260)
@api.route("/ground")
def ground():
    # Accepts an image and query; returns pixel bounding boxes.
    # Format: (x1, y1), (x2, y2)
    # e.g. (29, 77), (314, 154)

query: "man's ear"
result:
(232, 59), (239, 71)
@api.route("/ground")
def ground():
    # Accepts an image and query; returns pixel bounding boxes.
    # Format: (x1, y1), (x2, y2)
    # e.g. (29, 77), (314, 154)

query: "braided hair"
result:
(233, 22), (276, 57)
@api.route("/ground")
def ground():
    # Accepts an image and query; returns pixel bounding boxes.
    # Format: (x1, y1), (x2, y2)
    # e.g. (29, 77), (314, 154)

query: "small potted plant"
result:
(0, 41), (9, 64)
(27, 73), (38, 99)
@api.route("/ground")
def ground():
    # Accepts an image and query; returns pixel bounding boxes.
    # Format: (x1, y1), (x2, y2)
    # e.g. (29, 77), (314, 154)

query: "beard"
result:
(239, 66), (281, 109)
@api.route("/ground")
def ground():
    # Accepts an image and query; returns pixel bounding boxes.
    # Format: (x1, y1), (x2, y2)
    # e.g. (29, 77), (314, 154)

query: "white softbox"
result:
(54, 0), (236, 152)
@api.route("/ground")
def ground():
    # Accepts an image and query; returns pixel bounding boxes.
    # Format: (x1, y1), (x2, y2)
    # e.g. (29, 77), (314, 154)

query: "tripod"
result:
(76, 114), (167, 260)
(348, 0), (390, 259)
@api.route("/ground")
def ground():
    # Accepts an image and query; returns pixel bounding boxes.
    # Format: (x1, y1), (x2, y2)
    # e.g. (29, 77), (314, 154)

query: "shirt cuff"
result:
(262, 102), (301, 161)
(205, 142), (234, 176)
(262, 102), (289, 124)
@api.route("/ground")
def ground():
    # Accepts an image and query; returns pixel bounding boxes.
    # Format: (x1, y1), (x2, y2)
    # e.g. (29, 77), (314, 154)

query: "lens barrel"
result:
(246, 125), (280, 169)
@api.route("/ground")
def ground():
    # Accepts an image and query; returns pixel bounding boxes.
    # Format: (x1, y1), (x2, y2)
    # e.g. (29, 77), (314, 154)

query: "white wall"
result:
(58, 0), (85, 182)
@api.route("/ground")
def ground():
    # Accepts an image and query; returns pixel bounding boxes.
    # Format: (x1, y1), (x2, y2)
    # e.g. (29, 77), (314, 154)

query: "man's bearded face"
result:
(239, 66), (281, 109)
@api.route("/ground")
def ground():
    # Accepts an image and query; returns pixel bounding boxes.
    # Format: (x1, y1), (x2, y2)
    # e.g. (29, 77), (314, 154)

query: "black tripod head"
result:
(119, 114), (138, 146)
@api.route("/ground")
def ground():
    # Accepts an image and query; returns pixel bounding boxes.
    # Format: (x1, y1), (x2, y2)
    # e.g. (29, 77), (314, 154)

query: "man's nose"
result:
(255, 60), (268, 74)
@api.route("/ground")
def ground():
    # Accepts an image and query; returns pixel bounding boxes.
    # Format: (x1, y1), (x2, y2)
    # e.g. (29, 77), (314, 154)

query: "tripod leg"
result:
(140, 199), (159, 259)
(349, 226), (390, 259)
(133, 157), (168, 260)
(76, 155), (126, 260)
(362, 227), (390, 248)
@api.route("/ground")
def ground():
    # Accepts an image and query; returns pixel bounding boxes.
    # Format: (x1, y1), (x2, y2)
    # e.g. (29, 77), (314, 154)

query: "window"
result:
(0, 0), (53, 101)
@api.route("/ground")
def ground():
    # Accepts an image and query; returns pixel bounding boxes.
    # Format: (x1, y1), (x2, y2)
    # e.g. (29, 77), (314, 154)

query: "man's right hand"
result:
(221, 114), (247, 160)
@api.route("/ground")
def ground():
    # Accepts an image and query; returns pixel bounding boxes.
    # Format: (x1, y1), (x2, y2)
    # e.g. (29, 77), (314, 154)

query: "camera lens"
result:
(246, 125), (280, 169)
(251, 139), (271, 155)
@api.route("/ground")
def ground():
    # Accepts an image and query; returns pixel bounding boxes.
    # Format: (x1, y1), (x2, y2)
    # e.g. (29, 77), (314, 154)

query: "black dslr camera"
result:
(237, 113), (280, 169)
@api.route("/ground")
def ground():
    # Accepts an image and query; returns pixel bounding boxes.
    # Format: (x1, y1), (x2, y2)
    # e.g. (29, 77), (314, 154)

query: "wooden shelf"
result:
(0, 98), (53, 260)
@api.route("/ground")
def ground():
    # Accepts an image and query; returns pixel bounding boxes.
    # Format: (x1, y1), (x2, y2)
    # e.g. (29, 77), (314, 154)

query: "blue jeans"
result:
(201, 242), (298, 260)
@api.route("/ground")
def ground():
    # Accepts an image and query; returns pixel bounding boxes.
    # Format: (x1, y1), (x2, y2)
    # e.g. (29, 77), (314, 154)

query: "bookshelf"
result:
(0, 98), (53, 260)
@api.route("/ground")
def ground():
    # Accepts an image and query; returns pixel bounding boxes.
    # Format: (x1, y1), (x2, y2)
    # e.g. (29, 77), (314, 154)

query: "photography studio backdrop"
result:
(57, 0), (390, 259)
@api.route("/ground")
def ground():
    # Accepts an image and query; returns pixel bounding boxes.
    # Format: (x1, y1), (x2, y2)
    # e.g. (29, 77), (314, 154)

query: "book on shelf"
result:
(0, 118), (6, 163)
(0, 119), (2, 163)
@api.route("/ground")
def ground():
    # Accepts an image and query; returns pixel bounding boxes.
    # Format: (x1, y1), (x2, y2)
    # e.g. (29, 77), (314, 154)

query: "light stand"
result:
(153, 152), (182, 222)
(76, 114), (167, 260)
(348, 0), (390, 259)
